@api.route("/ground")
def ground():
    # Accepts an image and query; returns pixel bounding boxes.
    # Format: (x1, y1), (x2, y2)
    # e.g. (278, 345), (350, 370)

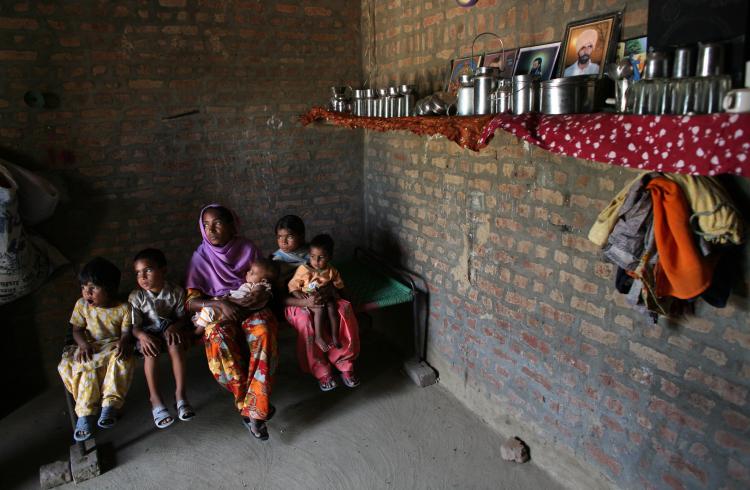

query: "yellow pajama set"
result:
(57, 299), (135, 417)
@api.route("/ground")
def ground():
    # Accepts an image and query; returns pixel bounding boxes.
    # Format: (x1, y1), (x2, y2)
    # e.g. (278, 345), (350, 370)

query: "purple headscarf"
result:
(185, 204), (262, 297)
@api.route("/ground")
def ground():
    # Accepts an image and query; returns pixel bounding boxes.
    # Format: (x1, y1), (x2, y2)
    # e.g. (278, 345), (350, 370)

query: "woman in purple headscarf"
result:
(185, 204), (278, 441)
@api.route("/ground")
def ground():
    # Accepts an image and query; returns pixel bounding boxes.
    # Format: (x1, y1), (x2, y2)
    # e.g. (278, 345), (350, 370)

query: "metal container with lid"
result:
(364, 88), (377, 117)
(351, 89), (367, 116)
(474, 66), (499, 115)
(398, 84), (416, 116)
(643, 51), (669, 79)
(512, 74), (540, 115)
(457, 74), (475, 115)
(540, 76), (597, 114)
(493, 78), (512, 113)
(375, 88), (388, 117)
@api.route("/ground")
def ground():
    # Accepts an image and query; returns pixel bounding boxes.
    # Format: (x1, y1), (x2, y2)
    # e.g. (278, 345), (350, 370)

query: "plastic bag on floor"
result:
(0, 163), (66, 305)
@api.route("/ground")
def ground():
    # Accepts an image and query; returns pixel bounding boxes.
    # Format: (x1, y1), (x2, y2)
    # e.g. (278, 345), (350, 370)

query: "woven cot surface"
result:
(335, 259), (413, 309)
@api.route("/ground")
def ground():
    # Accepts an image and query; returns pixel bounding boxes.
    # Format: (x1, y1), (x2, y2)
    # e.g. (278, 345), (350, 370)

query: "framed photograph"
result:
(559, 11), (622, 78)
(447, 54), (483, 93)
(512, 42), (561, 81)
(616, 35), (648, 78)
(482, 48), (518, 78)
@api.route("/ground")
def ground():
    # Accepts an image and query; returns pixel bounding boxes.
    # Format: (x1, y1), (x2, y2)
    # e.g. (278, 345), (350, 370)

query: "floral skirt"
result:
(203, 308), (278, 420)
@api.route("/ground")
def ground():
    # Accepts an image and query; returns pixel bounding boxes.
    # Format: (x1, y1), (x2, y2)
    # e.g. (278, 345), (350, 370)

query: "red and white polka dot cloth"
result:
(478, 113), (750, 177)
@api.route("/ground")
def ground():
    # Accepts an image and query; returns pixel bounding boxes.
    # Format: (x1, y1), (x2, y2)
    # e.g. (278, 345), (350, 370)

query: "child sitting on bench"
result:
(129, 248), (195, 429)
(58, 257), (135, 442)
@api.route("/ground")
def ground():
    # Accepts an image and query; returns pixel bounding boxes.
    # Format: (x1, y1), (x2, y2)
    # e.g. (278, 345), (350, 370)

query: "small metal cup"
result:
(672, 47), (693, 78)
(644, 52), (669, 79)
(696, 42), (724, 77)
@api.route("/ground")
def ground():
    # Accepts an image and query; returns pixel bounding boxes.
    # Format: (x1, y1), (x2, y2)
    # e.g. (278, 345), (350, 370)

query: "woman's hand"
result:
(75, 342), (94, 363)
(229, 288), (271, 310)
(215, 299), (243, 322)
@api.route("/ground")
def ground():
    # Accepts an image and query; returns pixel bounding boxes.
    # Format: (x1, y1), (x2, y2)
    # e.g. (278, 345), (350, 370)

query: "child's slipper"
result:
(242, 417), (269, 441)
(74, 416), (94, 442)
(175, 400), (196, 422)
(318, 375), (338, 392)
(152, 405), (175, 429)
(97, 406), (117, 429)
(340, 371), (360, 388)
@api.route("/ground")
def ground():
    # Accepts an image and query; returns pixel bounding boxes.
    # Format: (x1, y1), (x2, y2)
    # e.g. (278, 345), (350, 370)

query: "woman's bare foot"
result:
(315, 336), (330, 352)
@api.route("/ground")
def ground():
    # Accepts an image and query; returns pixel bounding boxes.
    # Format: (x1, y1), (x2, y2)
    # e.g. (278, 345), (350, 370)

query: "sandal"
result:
(340, 371), (360, 388)
(318, 375), (338, 392)
(242, 417), (269, 441)
(97, 406), (117, 429)
(74, 416), (94, 442)
(152, 405), (175, 429)
(175, 400), (196, 422)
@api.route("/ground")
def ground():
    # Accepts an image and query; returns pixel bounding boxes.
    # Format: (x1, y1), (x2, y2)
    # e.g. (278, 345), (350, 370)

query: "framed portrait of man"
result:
(513, 42), (561, 81)
(559, 11), (622, 78)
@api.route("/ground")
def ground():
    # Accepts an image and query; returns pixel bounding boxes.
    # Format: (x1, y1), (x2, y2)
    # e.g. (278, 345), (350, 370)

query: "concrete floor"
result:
(0, 330), (563, 490)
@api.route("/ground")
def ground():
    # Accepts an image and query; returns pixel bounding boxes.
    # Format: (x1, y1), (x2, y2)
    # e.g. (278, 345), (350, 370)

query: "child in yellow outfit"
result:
(58, 257), (135, 442)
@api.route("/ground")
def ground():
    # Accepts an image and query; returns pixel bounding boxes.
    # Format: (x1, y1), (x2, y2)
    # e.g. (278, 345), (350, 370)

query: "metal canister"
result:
(696, 42), (724, 77)
(376, 88), (388, 117)
(494, 78), (512, 113)
(398, 84), (416, 116)
(364, 89), (377, 117)
(473, 66), (498, 115)
(457, 74), (474, 115)
(673, 47), (693, 78)
(540, 76), (597, 114)
(352, 89), (367, 116)
(386, 86), (400, 117)
(512, 74), (539, 115)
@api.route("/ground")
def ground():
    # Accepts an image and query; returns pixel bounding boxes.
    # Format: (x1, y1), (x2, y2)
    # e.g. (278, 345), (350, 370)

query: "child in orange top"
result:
(288, 234), (344, 352)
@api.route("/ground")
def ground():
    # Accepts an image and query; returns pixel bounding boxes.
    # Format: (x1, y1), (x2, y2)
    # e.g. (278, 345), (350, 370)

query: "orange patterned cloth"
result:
(299, 107), (495, 152)
(187, 288), (277, 420)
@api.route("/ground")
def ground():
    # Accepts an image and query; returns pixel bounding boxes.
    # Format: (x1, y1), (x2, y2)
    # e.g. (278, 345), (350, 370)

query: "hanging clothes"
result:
(646, 177), (717, 300)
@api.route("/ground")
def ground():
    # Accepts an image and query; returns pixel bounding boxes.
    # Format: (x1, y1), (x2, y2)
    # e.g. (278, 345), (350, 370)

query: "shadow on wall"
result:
(1, 146), (111, 417)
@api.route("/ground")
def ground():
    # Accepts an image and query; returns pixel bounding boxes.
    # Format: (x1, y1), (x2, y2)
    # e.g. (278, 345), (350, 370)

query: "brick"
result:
(723, 409), (750, 430)
(585, 443), (622, 477)
(579, 320), (618, 346)
(716, 431), (750, 453)
(648, 397), (706, 433)
(0, 17), (39, 29)
(0, 50), (36, 60)
(629, 342), (678, 375)
(723, 328), (750, 349)
(684, 367), (747, 406)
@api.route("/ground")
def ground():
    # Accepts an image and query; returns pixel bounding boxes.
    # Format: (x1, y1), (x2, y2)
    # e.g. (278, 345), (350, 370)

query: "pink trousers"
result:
(284, 299), (360, 380)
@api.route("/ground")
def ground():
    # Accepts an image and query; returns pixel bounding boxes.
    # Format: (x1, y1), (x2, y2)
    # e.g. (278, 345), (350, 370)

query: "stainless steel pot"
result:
(540, 76), (597, 114)
(457, 74), (474, 115)
(512, 74), (540, 115)
(474, 66), (498, 115)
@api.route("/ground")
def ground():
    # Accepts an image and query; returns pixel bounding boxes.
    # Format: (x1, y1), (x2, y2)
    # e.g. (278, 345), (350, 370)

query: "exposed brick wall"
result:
(0, 1), (362, 411)
(362, 1), (749, 488)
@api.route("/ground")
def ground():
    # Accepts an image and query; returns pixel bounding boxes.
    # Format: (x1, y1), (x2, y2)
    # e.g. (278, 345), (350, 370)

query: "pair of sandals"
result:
(318, 371), (360, 392)
(73, 406), (118, 442)
(152, 400), (196, 429)
(242, 405), (276, 441)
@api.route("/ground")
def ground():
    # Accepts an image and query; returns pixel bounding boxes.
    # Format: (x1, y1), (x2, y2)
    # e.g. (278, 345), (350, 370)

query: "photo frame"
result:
(512, 42), (561, 81)
(616, 35), (648, 78)
(559, 11), (622, 78)
(482, 49), (518, 78)
(447, 54), (483, 93)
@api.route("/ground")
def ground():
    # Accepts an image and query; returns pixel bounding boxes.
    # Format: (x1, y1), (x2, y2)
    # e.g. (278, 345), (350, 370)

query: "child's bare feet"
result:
(315, 336), (330, 352)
